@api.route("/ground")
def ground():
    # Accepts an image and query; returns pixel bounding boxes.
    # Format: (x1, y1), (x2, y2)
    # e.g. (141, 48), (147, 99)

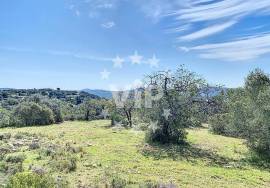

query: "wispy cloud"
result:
(101, 21), (115, 29)
(66, 0), (270, 61)
(165, 0), (270, 61)
(0, 46), (112, 62)
(165, 24), (191, 34)
(174, 0), (270, 22)
(187, 33), (270, 61)
(179, 20), (237, 41)
(170, 0), (270, 39)
(136, 0), (189, 22)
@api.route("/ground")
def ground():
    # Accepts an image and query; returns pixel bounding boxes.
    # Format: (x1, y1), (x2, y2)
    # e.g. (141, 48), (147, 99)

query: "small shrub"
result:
(5, 153), (25, 163)
(110, 176), (128, 188)
(14, 132), (33, 139)
(0, 161), (23, 175)
(209, 113), (230, 135)
(6, 172), (55, 188)
(0, 144), (12, 160)
(0, 108), (11, 128)
(29, 142), (40, 150)
(0, 133), (11, 140)
(50, 154), (77, 173)
(39, 145), (57, 157)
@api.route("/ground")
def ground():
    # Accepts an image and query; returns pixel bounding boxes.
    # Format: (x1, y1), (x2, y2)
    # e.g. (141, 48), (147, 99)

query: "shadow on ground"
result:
(140, 142), (239, 167)
(140, 142), (270, 171)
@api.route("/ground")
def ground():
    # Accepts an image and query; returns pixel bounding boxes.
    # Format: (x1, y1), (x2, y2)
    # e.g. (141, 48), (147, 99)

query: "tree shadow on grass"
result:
(140, 142), (236, 167)
(240, 152), (270, 171)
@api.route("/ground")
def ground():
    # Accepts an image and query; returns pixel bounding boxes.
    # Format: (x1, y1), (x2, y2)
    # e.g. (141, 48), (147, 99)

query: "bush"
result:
(41, 99), (64, 123)
(209, 113), (230, 135)
(0, 108), (11, 128)
(6, 172), (55, 188)
(11, 102), (54, 127)
(49, 151), (77, 173)
(246, 89), (270, 156)
(110, 176), (128, 188)
(0, 133), (11, 140)
(5, 153), (25, 164)
(51, 157), (77, 173)
(226, 101), (251, 137)
(0, 162), (23, 175)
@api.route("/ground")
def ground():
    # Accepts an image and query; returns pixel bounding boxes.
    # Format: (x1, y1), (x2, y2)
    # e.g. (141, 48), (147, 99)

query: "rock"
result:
(32, 166), (46, 175)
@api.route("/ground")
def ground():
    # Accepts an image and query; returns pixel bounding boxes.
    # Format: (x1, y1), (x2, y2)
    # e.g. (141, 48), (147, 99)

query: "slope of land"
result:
(1, 121), (270, 187)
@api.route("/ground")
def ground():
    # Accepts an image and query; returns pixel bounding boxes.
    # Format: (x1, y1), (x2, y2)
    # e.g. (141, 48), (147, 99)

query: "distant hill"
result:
(0, 88), (100, 107)
(82, 89), (113, 99)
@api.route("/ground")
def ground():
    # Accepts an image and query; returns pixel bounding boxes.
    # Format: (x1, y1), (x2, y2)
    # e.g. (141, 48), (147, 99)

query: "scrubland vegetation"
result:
(1, 66), (270, 187)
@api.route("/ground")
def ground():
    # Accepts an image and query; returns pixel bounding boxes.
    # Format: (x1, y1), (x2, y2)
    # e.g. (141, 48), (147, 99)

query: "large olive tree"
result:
(145, 66), (205, 144)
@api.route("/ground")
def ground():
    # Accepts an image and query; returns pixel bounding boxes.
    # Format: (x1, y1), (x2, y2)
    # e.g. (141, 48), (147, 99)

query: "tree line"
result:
(1, 66), (270, 157)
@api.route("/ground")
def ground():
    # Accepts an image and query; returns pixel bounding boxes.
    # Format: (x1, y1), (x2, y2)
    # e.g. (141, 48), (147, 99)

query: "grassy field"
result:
(1, 120), (270, 187)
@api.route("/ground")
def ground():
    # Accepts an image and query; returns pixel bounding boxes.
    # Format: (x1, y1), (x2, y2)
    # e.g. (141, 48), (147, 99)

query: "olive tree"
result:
(145, 66), (205, 144)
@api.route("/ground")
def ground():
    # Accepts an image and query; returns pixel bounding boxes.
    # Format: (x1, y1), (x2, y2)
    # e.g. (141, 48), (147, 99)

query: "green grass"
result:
(1, 120), (270, 187)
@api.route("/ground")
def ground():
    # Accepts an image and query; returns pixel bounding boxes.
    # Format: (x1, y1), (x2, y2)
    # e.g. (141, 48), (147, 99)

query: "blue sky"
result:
(1, 0), (270, 90)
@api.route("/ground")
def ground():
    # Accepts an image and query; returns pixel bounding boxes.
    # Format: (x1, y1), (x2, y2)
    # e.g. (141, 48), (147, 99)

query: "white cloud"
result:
(174, 0), (270, 22)
(178, 46), (190, 52)
(165, 24), (191, 34)
(136, 0), (190, 22)
(170, 0), (270, 40)
(179, 20), (237, 41)
(66, 0), (270, 61)
(162, 0), (270, 60)
(188, 33), (270, 61)
(101, 21), (115, 29)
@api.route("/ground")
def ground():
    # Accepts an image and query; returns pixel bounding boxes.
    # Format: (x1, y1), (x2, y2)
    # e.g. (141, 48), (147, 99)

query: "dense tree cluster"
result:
(210, 69), (270, 156)
(0, 89), (110, 127)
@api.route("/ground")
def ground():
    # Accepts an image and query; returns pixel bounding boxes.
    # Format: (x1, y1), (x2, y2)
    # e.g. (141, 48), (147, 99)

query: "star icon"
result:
(149, 120), (158, 132)
(148, 54), (160, 68)
(112, 55), (124, 68)
(100, 69), (110, 80)
(101, 109), (109, 119)
(130, 51), (143, 65)
(163, 109), (171, 120)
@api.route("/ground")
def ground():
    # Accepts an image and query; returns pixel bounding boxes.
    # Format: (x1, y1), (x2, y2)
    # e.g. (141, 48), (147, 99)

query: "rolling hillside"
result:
(1, 121), (269, 187)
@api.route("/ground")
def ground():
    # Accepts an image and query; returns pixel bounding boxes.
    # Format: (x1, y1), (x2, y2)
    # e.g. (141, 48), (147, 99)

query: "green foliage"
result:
(145, 66), (205, 144)
(245, 68), (270, 101)
(210, 68), (270, 156)
(246, 88), (270, 155)
(0, 89), (104, 127)
(0, 108), (11, 128)
(0, 133), (11, 140)
(6, 172), (55, 188)
(5, 153), (25, 163)
(41, 99), (64, 123)
(0, 161), (23, 175)
(110, 176), (128, 188)
(11, 102), (54, 127)
(50, 154), (77, 173)
(209, 113), (230, 135)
